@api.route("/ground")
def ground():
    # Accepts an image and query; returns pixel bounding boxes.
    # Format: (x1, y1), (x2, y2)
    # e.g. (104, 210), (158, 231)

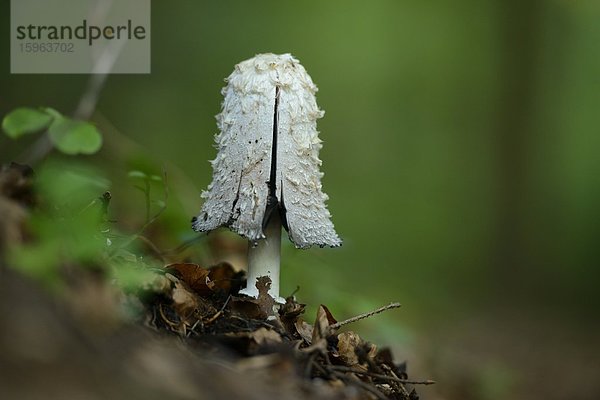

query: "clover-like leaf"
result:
(48, 117), (103, 155)
(2, 107), (54, 139)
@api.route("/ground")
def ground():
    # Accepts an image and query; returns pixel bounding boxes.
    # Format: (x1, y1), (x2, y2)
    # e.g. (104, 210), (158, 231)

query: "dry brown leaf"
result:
(166, 263), (215, 296)
(0, 162), (35, 207)
(207, 262), (237, 293)
(337, 331), (362, 366)
(256, 276), (275, 318)
(312, 304), (337, 343)
(279, 297), (307, 337)
(171, 282), (199, 319)
(249, 327), (282, 345)
(367, 342), (378, 359)
(230, 276), (276, 320)
(279, 297), (305, 320)
(0, 197), (27, 251)
(230, 296), (265, 320)
(294, 319), (314, 344)
(224, 327), (282, 355)
(0, 163), (33, 251)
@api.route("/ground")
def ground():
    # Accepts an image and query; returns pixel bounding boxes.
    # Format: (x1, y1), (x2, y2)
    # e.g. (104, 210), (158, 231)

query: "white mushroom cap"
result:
(193, 53), (341, 249)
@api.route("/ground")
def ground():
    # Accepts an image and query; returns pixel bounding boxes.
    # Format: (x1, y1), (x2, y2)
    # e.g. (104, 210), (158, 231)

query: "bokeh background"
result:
(1, 1), (599, 399)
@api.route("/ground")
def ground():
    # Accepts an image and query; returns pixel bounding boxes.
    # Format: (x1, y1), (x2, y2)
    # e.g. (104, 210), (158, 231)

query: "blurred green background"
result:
(1, 1), (599, 399)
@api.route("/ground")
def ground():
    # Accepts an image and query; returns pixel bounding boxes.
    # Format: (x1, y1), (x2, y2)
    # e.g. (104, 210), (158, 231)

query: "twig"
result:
(186, 319), (204, 338)
(158, 304), (179, 328)
(135, 235), (165, 262)
(205, 295), (232, 325)
(329, 302), (401, 331)
(219, 294), (232, 313)
(332, 370), (388, 400)
(289, 285), (300, 298)
(160, 235), (206, 256)
(329, 365), (435, 385)
(380, 363), (411, 397)
(310, 355), (328, 377)
(304, 350), (319, 378)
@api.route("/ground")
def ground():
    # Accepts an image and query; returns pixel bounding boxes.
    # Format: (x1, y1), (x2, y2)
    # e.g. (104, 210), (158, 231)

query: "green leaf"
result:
(127, 170), (148, 179)
(41, 107), (63, 120)
(8, 161), (110, 290)
(48, 117), (103, 155)
(39, 162), (110, 204)
(2, 107), (54, 139)
(111, 261), (158, 291)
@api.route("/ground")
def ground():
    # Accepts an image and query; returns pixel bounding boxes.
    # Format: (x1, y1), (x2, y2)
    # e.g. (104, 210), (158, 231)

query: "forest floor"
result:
(0, 162), (433, 400)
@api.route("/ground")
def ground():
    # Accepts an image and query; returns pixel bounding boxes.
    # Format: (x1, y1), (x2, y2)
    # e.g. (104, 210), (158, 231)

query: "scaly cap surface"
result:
(193, 53), (341, 248)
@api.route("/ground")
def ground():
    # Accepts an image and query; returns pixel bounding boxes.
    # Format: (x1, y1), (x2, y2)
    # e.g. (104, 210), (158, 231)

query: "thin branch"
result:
(135, 235), (165, 263)
(380, 363), (411, 397)
(329, 302), (401, 332)
(329, 365), (435, 386)
(205, 295), (232, 325)
(332, 370), (388, 400)
(159, 235), (206, 256)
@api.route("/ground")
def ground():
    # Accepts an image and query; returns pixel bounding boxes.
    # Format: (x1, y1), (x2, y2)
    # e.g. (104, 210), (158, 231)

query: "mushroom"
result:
(193, 53), (341, 303)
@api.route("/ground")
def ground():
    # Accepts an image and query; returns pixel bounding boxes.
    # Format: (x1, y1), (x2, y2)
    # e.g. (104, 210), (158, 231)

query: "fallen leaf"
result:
(0, 162), (35, 207)
(228, 276), (276, 320)
(0, 163), (34, 252)
(337, 331), (362, 366)
(312, 304), (337, 343)
(279, 297), (306, 320)
(223, 327), (282, 355)
(294, 319), (314, 344)
(166, 263), (215, 296)
(208, 262), (238, 293)
(0, 197), (27, 250)
(279, 297), (306, 337)
(171, 282), (199, 319)
(256, 276), (275, 318)
(354, 341), (378, 367)
(248, 326), (282, 345)
(230, 296), (265, 320)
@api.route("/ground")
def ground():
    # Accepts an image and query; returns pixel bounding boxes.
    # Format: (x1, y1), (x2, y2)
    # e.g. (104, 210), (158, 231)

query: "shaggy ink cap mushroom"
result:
(193, 53), (341, 302)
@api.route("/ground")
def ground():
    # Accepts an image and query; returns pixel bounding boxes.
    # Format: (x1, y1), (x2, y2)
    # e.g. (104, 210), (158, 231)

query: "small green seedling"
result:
(2, 107), (102, 155)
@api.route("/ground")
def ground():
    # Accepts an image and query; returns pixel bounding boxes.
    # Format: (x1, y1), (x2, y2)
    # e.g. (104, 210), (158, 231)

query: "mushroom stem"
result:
(239, 211), (285, 304)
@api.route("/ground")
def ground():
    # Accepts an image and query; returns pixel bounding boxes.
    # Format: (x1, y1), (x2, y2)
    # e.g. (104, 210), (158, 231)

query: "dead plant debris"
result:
(143, 262), (433, 399)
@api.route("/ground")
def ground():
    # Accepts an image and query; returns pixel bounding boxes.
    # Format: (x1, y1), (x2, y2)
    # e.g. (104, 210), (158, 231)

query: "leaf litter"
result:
(143, 261), (434, 399)
(0, 162), (433, 400)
